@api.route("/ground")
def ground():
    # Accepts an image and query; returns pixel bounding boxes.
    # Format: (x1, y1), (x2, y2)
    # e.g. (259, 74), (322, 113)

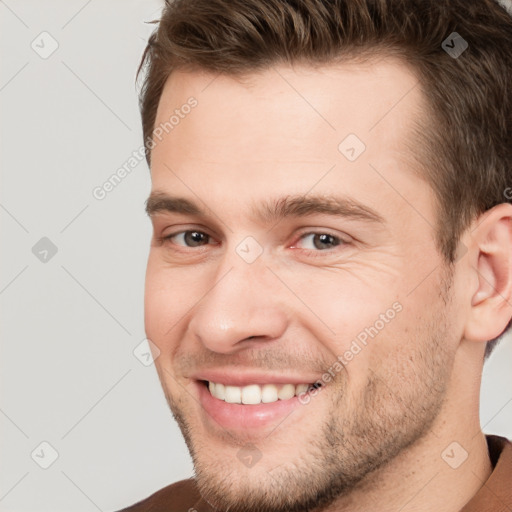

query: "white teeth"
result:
(207, 381), (312, 404)
(215, 382), (225, 400)
(208, 382), (226, 400)
(241, 384), (261, 404)
(296, 383), (309, 395)
(261, 384), (278, 403)
(277, 383), (295, 400)
(224, 385), (242, 404)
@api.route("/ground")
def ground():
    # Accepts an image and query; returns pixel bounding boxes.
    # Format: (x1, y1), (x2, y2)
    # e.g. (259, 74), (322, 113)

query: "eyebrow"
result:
(145, 191), (385, 225)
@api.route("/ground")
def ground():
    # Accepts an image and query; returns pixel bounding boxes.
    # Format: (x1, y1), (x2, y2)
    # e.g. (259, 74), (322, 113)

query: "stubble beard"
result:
(163, 272), (455, 512)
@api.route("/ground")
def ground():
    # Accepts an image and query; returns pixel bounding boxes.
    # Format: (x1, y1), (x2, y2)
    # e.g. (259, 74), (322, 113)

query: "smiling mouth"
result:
(202, 380), (322, 405)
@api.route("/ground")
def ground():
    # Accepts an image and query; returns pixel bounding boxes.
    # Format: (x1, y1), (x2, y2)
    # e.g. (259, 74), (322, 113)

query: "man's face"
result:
(145, 60), (462, 512)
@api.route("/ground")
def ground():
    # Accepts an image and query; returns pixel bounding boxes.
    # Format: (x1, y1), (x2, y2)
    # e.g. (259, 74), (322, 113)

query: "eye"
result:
(163, 230), (211, 247)
(294, 232), (344, 251)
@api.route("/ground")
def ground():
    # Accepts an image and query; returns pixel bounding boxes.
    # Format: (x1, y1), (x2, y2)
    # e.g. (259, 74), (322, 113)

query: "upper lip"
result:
(191, 370), (320, 387)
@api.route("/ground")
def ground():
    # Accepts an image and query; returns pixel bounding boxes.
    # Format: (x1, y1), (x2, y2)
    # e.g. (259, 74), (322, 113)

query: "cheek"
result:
(144, 257), (183, 347)
(144, 255), (211, 345)
(281, 266), (401, 346)
(286, 265), (431, 386)
(363, 273), (452, 375)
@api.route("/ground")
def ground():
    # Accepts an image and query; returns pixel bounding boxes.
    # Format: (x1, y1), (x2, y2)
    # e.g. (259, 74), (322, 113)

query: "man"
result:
(117, 0), (512, 510)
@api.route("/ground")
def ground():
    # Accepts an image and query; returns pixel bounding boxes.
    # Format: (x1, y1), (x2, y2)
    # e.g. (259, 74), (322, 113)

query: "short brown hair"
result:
(136, 0), (512, 359)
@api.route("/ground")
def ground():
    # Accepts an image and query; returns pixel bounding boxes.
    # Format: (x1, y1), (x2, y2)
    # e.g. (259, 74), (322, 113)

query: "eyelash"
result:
(158, 229), (349, 257)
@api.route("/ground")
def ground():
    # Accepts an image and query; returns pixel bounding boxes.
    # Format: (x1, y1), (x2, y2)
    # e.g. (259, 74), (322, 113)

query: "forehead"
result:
(153, 56), (425, 166)
(150, 58), (433, 229)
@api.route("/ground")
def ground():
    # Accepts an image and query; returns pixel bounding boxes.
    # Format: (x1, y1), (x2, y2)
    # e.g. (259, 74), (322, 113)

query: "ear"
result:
(463, 203), (512, 342)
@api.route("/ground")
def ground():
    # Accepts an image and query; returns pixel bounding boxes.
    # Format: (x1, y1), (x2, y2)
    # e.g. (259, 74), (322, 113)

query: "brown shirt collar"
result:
(458, 435), (512, 512)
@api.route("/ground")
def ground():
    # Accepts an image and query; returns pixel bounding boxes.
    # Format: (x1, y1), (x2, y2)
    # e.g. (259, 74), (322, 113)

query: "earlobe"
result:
(464, 204), (512, 343)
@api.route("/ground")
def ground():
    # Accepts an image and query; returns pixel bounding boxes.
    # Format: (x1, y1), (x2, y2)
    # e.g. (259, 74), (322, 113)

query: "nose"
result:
(187, 259), (289, 354)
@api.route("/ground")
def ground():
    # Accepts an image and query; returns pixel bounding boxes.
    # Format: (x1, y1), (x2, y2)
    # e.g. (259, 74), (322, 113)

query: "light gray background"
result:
(1, 1), (511, 511)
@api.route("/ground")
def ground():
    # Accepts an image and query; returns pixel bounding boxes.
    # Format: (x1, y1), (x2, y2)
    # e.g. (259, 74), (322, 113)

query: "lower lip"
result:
(196, 381), (306, 431)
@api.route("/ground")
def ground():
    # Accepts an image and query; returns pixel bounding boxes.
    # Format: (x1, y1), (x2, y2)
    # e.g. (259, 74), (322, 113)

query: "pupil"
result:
(314, 234), (337, 250)
(186, 231), (206, 246)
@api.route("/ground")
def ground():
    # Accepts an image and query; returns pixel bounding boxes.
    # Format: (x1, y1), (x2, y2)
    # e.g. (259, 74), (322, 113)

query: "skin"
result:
(144, 58), (512, 512)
